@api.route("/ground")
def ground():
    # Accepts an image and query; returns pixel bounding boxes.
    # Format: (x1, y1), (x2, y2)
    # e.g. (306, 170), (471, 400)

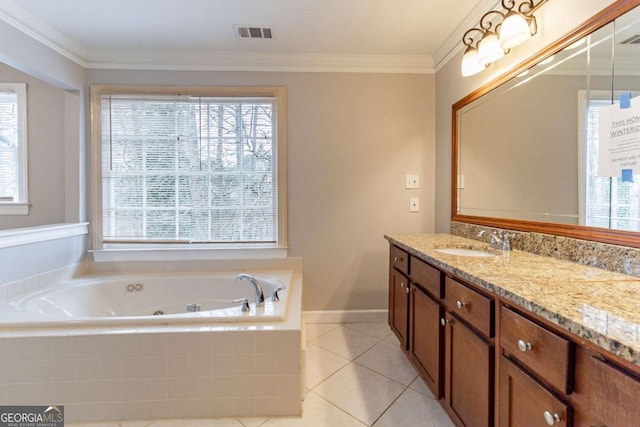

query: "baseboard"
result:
(303, 309), (388, 324)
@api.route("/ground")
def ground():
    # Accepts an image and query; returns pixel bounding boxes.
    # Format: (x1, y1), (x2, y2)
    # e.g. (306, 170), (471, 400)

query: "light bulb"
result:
(500, 11), (531, 49)
(477, 31), (504, 65)
(461, 46), (485, 77)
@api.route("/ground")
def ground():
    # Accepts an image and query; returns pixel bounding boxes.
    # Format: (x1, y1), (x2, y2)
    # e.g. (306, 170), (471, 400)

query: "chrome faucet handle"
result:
(236, 274), (265, 307)
(271, 285), (287, 301)
(232, 298), (250, 312)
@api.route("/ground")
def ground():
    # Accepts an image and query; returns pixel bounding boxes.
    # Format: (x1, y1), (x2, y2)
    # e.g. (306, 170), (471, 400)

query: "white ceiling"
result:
(0, 0), (494, 72)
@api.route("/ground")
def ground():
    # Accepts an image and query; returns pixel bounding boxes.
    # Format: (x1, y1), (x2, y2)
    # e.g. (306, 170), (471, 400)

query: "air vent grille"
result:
(620, 34), (640, 44)
(235, 26), (273, 40)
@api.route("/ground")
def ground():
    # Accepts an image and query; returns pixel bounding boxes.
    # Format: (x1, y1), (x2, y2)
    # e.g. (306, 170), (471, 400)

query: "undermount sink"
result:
(435, 247), (498, 258)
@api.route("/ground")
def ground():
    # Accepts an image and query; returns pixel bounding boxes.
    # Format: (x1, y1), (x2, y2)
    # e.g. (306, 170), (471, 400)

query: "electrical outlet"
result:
(405, 175), (419, 189)
(410, 197), (419, 212)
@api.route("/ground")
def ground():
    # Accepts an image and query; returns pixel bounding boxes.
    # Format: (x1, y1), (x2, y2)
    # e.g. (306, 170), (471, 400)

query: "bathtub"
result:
(0, 270), (303, 423)
(2, 271), (293, 328)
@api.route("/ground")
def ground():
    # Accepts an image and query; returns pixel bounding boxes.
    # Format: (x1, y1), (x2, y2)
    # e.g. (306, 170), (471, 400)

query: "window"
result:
(91, 86), (287, 254)
(0, 83), (28, 215)
(580, 91), (640, 231)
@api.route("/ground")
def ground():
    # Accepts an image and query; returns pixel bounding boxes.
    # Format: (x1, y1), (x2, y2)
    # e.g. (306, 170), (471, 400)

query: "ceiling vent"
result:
(620, 34), (640, 44)
(234, 26), (273, 40)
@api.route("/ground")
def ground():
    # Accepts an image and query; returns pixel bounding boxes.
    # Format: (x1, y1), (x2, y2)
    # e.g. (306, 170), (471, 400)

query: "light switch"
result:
(410, 197), (419, 212)
(405, 175), (419, 189)
(458, 174), (465, 189)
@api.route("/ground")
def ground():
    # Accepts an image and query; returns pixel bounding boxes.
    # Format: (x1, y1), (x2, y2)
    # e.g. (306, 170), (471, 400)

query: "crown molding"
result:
(0, 0), (87, 67)
(87, 50), (435, 74)
(433, 0), (501, 72)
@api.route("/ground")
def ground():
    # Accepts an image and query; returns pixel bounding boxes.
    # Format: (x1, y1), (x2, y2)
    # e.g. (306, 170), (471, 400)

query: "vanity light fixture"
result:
(461, 0), (550, 77)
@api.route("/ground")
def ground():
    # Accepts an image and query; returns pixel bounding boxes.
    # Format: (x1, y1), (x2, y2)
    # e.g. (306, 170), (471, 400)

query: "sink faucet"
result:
(236, 274), (265, 307)
(477, 229), (514, 251)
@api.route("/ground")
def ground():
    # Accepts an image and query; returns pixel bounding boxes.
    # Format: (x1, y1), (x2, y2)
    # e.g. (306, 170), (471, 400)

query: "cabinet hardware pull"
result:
(456, 300), (467, 309)
(543, 411), (561, 426)
(400, 282), (406, 288)
(406, 286), (410, 294)
(517, 339), (533, 352)
(440, 318), (450, 326)
(394, 256), (404, 262)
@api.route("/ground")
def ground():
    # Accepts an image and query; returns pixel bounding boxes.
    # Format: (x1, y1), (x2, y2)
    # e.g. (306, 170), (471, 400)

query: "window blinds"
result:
(0, 91), (18, 202)
(586, 98), (640, 231)
(100, 94), (277, 243)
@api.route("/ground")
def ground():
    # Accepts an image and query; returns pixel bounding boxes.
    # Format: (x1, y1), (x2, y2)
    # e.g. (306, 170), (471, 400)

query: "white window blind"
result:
(100, 94), (278, 243)
(0, 90), (18, 202)
(0, 84), (27, 211)
(585, 97), (640, 231)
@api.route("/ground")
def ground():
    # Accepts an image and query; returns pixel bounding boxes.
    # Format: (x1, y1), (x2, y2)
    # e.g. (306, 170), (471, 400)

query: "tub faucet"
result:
(477, 229), (515, 251)
(236, 274), (265, 307)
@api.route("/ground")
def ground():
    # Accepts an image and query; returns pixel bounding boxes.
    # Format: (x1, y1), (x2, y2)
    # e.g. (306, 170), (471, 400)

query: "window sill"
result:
(0, 222), (89, 249)
(91, 244), (288, 262)
(0, 202), (30, 215)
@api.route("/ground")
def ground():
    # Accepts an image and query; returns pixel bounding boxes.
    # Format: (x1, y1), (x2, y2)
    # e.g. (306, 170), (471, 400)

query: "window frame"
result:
(90, 85), (288, 258)
(0, 82), (29, 215)
(578, 89), (640, 230)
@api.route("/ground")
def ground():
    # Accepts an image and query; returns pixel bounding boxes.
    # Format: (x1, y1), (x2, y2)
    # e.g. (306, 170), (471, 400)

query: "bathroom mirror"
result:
(453, 0), (640, 247)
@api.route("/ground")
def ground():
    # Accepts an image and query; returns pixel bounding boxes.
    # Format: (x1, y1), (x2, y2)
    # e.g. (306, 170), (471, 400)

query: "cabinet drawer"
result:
(410, 257), (442, 299)
(444, 277), (494, 338)
(500, 306), (573, 394)
(499, 355), (571, 427)
(390, 245), (409, 275)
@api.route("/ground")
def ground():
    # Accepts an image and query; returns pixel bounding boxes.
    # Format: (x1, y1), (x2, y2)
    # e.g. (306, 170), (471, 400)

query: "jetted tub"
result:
(0, 270), (303, 423)
(2, 271), (292, 328)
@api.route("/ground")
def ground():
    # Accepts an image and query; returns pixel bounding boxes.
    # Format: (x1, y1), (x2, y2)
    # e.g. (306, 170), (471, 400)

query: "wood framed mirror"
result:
(452, 0), (640, 248)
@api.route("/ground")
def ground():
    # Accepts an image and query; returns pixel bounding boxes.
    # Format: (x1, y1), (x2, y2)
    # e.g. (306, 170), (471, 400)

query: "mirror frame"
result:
(452, 0), (640, 248)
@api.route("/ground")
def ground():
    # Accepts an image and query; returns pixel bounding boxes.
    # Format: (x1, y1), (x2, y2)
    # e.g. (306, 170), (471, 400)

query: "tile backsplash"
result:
(451, 221), (640, 277)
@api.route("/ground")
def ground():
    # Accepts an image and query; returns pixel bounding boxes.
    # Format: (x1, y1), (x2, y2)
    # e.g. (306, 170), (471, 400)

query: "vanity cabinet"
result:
(389, 246), (410, 348)
(389, 265), (409, 348)
(388, 245), (444, 397)
(387, 242), (640, 427)
(498, 355), (570, 427)
(443, 313), (494, 427)
(500, 305), (574, 395)
(443, 277), (495, 427)
(408, 258), (444, 398)
(573, 346), (640, 427)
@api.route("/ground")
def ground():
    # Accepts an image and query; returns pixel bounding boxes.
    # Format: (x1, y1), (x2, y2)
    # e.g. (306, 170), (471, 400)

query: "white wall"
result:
(0, 63), (67, 229)
(87, 69), (436, 311)
(435, 0), (618, 232)
(0, 19), (87, 284)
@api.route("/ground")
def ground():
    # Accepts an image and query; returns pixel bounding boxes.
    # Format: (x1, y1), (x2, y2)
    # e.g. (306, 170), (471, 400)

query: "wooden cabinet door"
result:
(444, 313), (494, 427)
(389, 268), (409, 349)
(498, 355), (570, 427)
(410, 285), (443, 398)
(584, 355), (640, 427)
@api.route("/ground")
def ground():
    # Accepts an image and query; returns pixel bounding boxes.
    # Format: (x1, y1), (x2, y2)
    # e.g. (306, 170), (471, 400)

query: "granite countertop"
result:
(385, 233), (640, 368)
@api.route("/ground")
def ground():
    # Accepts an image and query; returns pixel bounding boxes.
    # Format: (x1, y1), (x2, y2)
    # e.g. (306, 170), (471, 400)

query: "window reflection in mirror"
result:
(456, 4), (640, 233)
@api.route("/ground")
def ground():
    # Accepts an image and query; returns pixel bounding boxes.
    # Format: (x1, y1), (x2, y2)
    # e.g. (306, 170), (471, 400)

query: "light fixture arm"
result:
(479, 10), (506, 33)
(462, 27), (485, 48)
(518, 0), (548, 16)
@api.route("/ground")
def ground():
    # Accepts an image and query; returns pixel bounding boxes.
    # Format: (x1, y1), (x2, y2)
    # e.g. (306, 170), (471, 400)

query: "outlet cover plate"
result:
(410, 197), (419, 212)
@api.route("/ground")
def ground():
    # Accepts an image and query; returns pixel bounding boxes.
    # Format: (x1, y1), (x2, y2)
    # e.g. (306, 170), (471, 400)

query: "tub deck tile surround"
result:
(385, 233), (640, 367)
(0, 272), (303, 424)
(66, 322), (454, 427)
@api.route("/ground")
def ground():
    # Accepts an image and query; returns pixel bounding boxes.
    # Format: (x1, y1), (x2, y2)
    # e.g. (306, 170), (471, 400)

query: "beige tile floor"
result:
(70, 322), (454, 427)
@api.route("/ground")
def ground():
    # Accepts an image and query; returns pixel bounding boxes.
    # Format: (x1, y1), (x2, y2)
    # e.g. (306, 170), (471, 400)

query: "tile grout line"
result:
(305, 389), (368, 426)
(368, 383), (413, 427)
